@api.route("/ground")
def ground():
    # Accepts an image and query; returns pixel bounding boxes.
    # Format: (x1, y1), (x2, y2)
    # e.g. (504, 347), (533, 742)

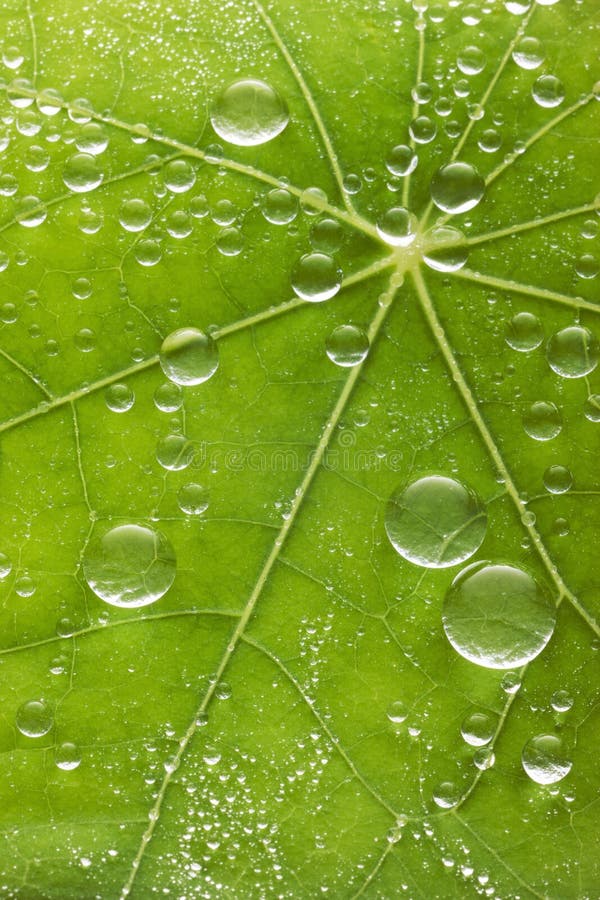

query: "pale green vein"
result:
(0, 257), (391, 437)
(250, 0), (354, 214)
(241, 633), (399, 819)
(412, 266), (600, 639)
(26, 0), (38, 84)
(350, 842), (395, 900)
(450, 268), (600, 316)
(119, 272), (402, 899)
(0, 346), (51, 399)
(463, 201), (600, 248)
(402, 4), (426, 209)
(70, 402), (93, 514)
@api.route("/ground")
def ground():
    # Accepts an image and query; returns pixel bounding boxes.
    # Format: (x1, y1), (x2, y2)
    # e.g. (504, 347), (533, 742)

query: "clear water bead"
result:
(210, 78), (289, 146)
(160, 327), (219, 386)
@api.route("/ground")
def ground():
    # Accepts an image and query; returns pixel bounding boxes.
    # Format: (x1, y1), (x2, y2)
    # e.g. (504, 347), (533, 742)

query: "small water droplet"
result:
(386, 700), (408, 724)
(0, 553), (12, 579)
(575, 255), (599, 279)
(551, 690), (573, 713)
(74, 327), (96, 353)
(385, 144), (418, 177)
(156, 434), (195, 471)
(119, 198), (152, 232)
(134, 238), (162, 267)
(512, 36), (545, 69)
(432, 781), (459, 809)
(105, 383), (135, 413)
(325, 324), (369, 367)
(522, 734), (571, 784)
(546, 326), (599, 378)
(216, 226), (244, 256)
(532, 75), (565, 109)
(461, 711), (496, 747)
(431, 162), (485, 215)
(159, 327), (219, 386)
(15, 195), (47, 227)
(501, 671), (521, 694)
(376, 206), (417, 247)
(505, 311), (543, 352)
(63, 153), (103, 193)
(16, 699), (53, 737)
(177, 483), (209, 516)
(262, 188), (298, 225)
(543, 465), (572, 494)
(457, 46), (486, 76)
(76, 122), (109, 156)
(210, 78), (289, 146)
(55, 741), (82, 771)
(409, 115), (437, 144)
(154, 382), (183, 412)
(310, 218), (344, 254)
(522, 401), (562, 441)
(291, 252), (342, 302)
(583, 394), (600, 422)
(473, 747), (495, 770)
(422, 225), (468, 271)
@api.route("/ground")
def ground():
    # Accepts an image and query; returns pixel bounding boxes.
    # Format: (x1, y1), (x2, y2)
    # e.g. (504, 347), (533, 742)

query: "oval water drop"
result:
(63, 153), (103, 193)
(385, 144), (418, 177)
(423, 225), (468, 272)
(119, 198), (152, 232)
(178, 483), (209, 516)
(156, 434), (195, 471)
(291, 253), (342, 302)
(543, 465), (572, 494)
(325, 324), (369, 367)
(546, 325), (599, 378)
(460, 711), (496, 747)
(532, 75), (565, 109)
(164, 158), (196, 194)
(521, 734), (571, 785)
(210, 78), (289, 146)
(16, 699), (53, 737)
(376, 207), (417, 247)
(160, 327), (219, 386)
(430, 162), (485, 214)
(105, 383), (135, 413)
(55, 741), (82, 771)
(505, 311), (543, 352)
(512, 36), (545, 70)
(522, 401), (562, 441)
(262, 188), (297, 225)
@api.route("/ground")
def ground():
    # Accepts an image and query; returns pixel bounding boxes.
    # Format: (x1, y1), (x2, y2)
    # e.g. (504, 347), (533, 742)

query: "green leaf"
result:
(0, 0), (598, 896)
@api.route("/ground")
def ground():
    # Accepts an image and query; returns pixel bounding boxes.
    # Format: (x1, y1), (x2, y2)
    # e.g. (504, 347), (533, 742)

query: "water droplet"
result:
(74, 327), (96, 353)
(532, 75), (565, 109)
(422, 225), (468, 271)
(522, 401), (562, 441)
(216, 226), (244, 256)
(432, 781), (459, 809)
(262, 188), (298, 225)
(164, 159), (196, 194)
(154, 382), (183, 412)
(83, 523), (176, 608)
(583, 394), (600, 422)
(478, 128), (503, 153)
(522, 734), (571, 784)
(342, 173), (362, 194)
(15, 575), (35, 597)
(386, 700), (408, 724)
(457, 46), (486, 76)
(3, 46), (24, 69)
(63, 153), (103, 193)
(385, 144), (418, 177)
(119, 198), (152, 232)
(385, 475), (487, 569)
(512, 36), (545, 69)
(551, 690), (573, 713)
(105, 383), (135, 413)
(443, 562), (556, 669)
(461, 711), (496, 747)
(0, 553), (12, 579)
(134, 238), (162, 267)
(190, 194), (209, 218)
(55, 741), (82, 771)
(210, 78), (289, 146)
(575, 255), (599, 279)
(543, 465), (572, 494)
(546, 326), (599, 378)
(15, 195), (47, 228)
(430, 162), (485, 214)
(409, 115), (437, 144)
(505, 311), (543, 352)
(166, 209), (192, 239)
(156, 434), (195, 471)
(473, 747), (495, 770)
(501, 671), (521, 694)
(291, 252), (342, 302)
(16, 699), (53, 737)
(325, 324), (369, 368)
(76, 123), (109, 155)
(160, 327), (219, 386)
(310, 218), (344, 254)
(178, 483), (209, 516)
(376, 207), (417, 246)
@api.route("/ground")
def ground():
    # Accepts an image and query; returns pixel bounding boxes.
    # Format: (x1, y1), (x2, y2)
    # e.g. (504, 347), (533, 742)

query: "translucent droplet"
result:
(501, 671), (521, 694)
(326, 325), (369, 367)
(300, 186), (328, 216)
(3, 47), (24, 69)
(430, 162), (485, 214)
(409, 115), (437, 144)
(74, 327), (96, 353)
(291, 252), (342, 302)
(457, 46), (486, 76)
(210, 78), (289, 146)
(342, 173), (362, 194)
(532, 75), (565, 109)
(178, 483), (209, 516)
(0, 553), (12, 579)
(164, 159), (196, 194)
(575, 255), (599, 279)
(521, 734), (571, 785)
(76, 123), (109, 156)
(505, 311), (543, 352)
(166, 209), (192, 239)
(522, 401), (562, 441)
(432, 781), (459, 809)
(543, 465), (572, 494)
(443, 562), (556, 669)
(134, 238), (162, 267)
(15, 195), (47, 228)
(583, 394), (600, 422)
(156, 434), (195, 471)
(160, 327), (219, 386)
(551, 689), (573, 713)
(376, 207), (417, 247)
(310, 218), (344, 254)
(262, 188), (298, 225)
(15, 575), (35, 597)
(385, 144), (418, 177)
(216, 226), (244, 256)
(460, 711), (496, 747)
(385, 475), (487, 569)
(211, 198), (237, 226)
(386, 700), (408, 724)
(512, 36), (545, 69)
(16, 699), (53, 737)
(478, 128), (503, 153)
(105, 383), (135, 413)
(119, 198), (152, 232)
(423, 225), (468, 272)
(55, 741), (82, 771)
(62, 153), (103, 193)
(83, 523), (176, 608)
(546, 326), (599, 378)
(154, 382), (183, 412)
(473, 747), (495, 770)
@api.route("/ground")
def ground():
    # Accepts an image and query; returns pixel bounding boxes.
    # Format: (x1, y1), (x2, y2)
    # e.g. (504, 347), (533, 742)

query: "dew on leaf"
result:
(376, 207), (417, 247)
(210, 78), (289, 146)
(583, 394), (600, 422)
(505, 311), (543, 352)
(160, 327), (219, 386)
(342, 173), (362, 194)
(522, 401), (561, 441)
(62, 153), (104, 193)
(3, 46), (24, 69)
(422, 225), (468, 272)
(546, 325), (599, 378)
(522, 734), (572, 784)
(543, 465), (572, 494)
(310, 218), (344, 253)
(409, 115), (437, 144)
(386, 700), (408, 724)
(134, 238), (162, 267)
(291, 252), (342, 302)
(36, 88), (64, 116)
(190, 194), (209, 218)
(385, 144), (418, 177)
(166, 209), (193, 239)
(16, 699), (53, 737)
(154, 381), (183, 412)
(105, 383), (135, 413)
(216, 226), (244, 256)
(512, 36), (545, 69)
(551, 690), (573, 713)
(385, 475), (487, 569)
(55, 741), (82, 771)
(262, 188), (298, 225)
(156, 433), (195, 471)
(432, 781), (459, 809)
(300, 186), (328, 216)
(72, 277), (92, 300)
(532, 75), (565, 108)
(473, 747), (495, 770)
(15, 195), (47, 227)
(457, 46), (486, 75)
(74, 327), (96, 353)
(443, 562), (556, 669)
(430, 162), (485, 214)
(0, 553), (12, 579)
(501, 671), (522, 694)
(325, 324), (370, 368)
(79, 206), (103, 234)
(15, 575), (35, 597)
(478, 128), (503, 153)
(7, 77), (34, 107)
(83, 523), (176, 608)
(119, 198), (152, 232)
(164, 158), (196, 193)
(460, 711), (496, 747)
(75, 123), (109, 155)
(178, 482), (209, 516)
(575, 254), (598, 279)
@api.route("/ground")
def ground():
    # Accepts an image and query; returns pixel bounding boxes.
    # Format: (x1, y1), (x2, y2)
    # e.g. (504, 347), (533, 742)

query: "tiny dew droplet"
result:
(386, 700), (408, 724)
(376, 207), (417, 247)
(291, 252), (342, 302)
(522, 401), (562, 441)
(55, 741), (82, 771)
(210, 78), (289, 146)
(325, 324), (369, 368)
(543, 465), (572, 494)
(16, 699), (53, 737)
(505, 311), (543, 352)
(62, 153), (103, 193)
(546, 326), (599, 378)
(177, 482), (209, 516)
(105, 383), (135, 413)
(521, 734), (572, 785)
(457, 45), (486, 75)
(430, 162), (485, 214)
(310, 218), (344, 254)
(160, 327), (219, 386)
(83, 523), (176, 608)
(422, 225), (468, 272)
(460, 711), (496, 747)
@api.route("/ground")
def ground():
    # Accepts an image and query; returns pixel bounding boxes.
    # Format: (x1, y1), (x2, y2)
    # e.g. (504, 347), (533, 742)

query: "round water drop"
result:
(423, 225), (468, 272)
(16, 195), (47, 228)
(583, 394), (600, 422)
(575, 255), (599, 280)
(376, 207), (417, 247)
(457, 46), (486, 75)
(134, 238), (162, 267)
(342, 173), (362, 194)
(385, 144), (418, 177)
(409, 115), (437, 144)
(300, 186), (328, 216)
(74, 327), (96, 353)
(262, 188), (297, 225)
(310, 218), (344, 254)
(501, 671), (521, 694)
(164, 158), (196, 194)
(160, 327), (219, 386)
(546, 326), (599, 379)
(76, 123), (109, 155)
(385, 475), (487, 569)
(543, 465), (572, 494)
(551, 690), (573, 713)
(167, 209), (192, 239)
(532, 75), (565, 108)
(0, 553), (12, 579)
(55, 741), (81, 771)
(325, 324), (369, 367)
(505, 311), (543, 352)
(16, 699), (53, 737)
(443, 562), (556, 669)
(430, 162), (485, 214)
(478, 128), (502, 153)
(521, 734), (571, 785)
(216, 226), (244, 257)
(178, 482), (209, 516)
(154, 382), (183, 412)
(3, 46), (24, 69)
(210, 78), (289, 146)
(63, 153), (103, 193)
(522, 401), (561, 441)
(386, 700), (408, 724)
(83, 523), (176, 608)
(473, 747), (495, 770)
(291, 252), (342, 302)
(119, 198), (152, 232)
(432, 781), (459, 809)
(512, 36), (545, 69)
(105, 383), (135, 413)
(190, 194), (209, 218)
(156, 434), (195, 471)
(461, 711), (496, 747)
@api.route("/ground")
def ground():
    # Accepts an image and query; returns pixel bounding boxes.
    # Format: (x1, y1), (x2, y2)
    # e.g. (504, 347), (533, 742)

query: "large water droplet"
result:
(210, 79), (289, 146)
(16, 699), (53, 737)
(291, 253), (342, 302)
(422, 225), (468, 271)
(532, 75), (565, 108)
(457, 46), (486, 76)
(522, 401), (562, 441)
(83, 523), (176, 608)
(461, 710), (496, 747)
(543, 465), (572, 494)
(521, 734), (571, 784)
(546, 326), (599, 378)
(385, 144), (418, 177)
(443, 562), (556, 669)
(376, 207), (417, 247)
(262, 188), (297, 225)
(430, 162), (485, 214)
(62, 153), (103, 193)
(512, 36), (545, 70)
(505, 311), (543, 352)
(325, 324), (369, 367)
(119, 198), (152, 232)
(156, 434), (195, 471)
(160, 327), (219, 386)
(385, 476), (487, 569)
